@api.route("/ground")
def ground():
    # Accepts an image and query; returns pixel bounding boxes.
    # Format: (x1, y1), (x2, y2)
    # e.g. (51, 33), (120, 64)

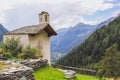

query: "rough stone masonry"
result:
(0, 59), (48, 80)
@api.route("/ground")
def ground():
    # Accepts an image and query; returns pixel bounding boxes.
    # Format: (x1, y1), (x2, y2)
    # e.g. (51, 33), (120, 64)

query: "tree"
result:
(3, 37), (23, 58)
(97, 43), (120, 80)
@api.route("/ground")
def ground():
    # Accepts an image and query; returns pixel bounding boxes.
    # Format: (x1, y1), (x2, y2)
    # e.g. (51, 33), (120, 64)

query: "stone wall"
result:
(21, 59), (48, 70)
(0, 67), (34, 80)
(0, 59), (48, 80)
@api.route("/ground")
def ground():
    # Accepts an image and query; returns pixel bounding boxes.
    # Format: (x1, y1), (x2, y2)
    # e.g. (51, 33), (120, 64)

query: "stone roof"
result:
(5, 24), (57, 36)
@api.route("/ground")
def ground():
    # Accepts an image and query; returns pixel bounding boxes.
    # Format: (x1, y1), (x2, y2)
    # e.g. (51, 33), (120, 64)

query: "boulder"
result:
(59, 69), (76, 79)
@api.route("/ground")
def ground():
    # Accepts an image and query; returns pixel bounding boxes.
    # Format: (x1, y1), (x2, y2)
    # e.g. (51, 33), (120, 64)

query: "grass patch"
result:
(34, 66), (66, 80)
(34, 66), (98, 80)
(76, 74), (98, 80)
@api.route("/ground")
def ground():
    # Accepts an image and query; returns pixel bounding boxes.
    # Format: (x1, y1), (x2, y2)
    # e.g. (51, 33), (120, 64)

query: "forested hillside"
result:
(58, 16), (120, 69)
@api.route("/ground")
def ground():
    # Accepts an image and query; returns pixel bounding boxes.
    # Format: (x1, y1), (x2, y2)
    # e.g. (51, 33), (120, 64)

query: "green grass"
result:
(34, 66), (98, 80)
(34, 66), (66, 80)
(76, 74), (98, 80)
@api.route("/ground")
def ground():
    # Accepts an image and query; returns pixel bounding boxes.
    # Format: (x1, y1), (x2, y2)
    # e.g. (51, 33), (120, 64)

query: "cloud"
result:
(0, 0), (16, 24)
(79, 0), (114, 13)
(52, 16), (97, 30)
(0, 0), (115, 30)
(0, 14), (6, 24)
(0, 0), (15, 12)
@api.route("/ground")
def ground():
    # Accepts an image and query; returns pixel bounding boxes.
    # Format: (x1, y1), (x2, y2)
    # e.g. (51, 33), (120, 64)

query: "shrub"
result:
(0, 42), (4, 54)
(21, 45), (41, 59)
(3, 52), (12, 59)
(17, 53), (24, 59)
(1, 38), (41, 59)
(0, 48), (3, 53)
(3, 37), (23, 57)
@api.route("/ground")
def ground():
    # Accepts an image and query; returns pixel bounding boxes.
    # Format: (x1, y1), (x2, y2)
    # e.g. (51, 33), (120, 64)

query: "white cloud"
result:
(52, 16), (97, 30)
(0, 0), (15, 12)
(0, 14), (6, 23)
(52, 16), (85, 29)
(79, 0), (114, 14)
(0, 0), (15, 24)
(0, 0), (115, 30)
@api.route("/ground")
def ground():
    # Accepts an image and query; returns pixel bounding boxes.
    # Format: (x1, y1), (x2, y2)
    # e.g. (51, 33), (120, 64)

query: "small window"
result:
(45, 15), (47, 22)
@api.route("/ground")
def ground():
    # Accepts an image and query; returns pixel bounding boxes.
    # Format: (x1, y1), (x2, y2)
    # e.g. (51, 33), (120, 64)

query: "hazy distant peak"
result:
(114, 13), (120, 18)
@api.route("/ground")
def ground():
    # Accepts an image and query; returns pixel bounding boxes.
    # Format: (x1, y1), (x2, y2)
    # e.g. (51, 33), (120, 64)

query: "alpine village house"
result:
(3, 11), (57, 65)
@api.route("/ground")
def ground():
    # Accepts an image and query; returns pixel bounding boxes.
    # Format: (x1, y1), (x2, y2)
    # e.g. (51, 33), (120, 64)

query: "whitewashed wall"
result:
(3, 30), (51, 65)
(29, 30), (50, 65)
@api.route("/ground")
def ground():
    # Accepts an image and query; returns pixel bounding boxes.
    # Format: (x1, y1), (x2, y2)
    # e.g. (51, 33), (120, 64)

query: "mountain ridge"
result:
(50, 14), (120, 62)
(0, 24), (8, 41)
(58, 15), (120, 69)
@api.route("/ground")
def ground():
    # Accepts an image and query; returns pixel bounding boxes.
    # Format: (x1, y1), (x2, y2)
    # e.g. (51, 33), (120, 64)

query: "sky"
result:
(0, 0), (120, 31)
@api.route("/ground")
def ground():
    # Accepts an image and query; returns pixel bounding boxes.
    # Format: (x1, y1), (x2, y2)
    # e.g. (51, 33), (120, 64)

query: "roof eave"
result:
(4, 33), (38, 35)
(43, 24), (57, 37)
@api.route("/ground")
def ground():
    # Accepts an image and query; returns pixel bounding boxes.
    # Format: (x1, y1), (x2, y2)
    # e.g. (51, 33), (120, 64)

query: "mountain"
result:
(51, 14), (120, 63)
(51, 23), (95, 54)
(58, 16), (120, 69)
(50, 20), (111, 62)
(0, 24), (8, 41)
(50, 23), (95, 62)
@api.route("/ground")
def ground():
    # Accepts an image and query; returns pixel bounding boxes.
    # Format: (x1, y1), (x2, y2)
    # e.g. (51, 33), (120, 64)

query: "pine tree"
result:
(97, 43), (120, 80)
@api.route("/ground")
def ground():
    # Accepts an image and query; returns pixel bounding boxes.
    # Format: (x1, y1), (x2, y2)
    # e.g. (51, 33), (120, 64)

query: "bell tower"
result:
(39, 11), (49, 24)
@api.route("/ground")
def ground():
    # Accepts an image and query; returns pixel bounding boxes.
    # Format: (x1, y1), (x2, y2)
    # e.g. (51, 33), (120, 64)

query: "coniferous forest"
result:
(58, 16), (120, 71)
